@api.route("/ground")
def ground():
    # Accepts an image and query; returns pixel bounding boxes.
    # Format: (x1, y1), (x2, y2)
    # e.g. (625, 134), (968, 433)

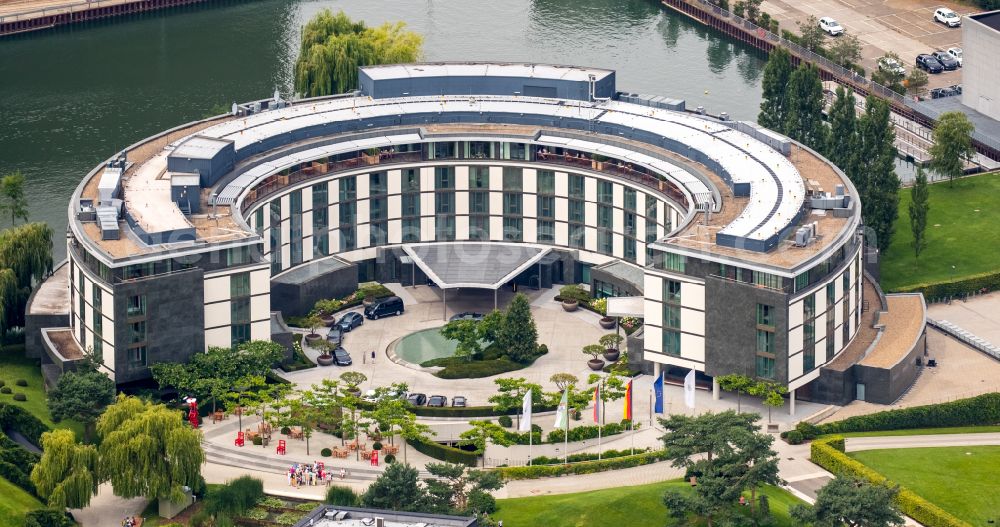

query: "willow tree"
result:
(30, 429), (100, 510)
(293, 10), (423, 97)
(97, 395), (205, 502)
(0, 222), (53, 332)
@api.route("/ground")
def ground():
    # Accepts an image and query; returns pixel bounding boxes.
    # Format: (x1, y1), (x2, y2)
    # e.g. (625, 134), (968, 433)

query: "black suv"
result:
(931, 51), (959, 71)
(364, 296), (405, 320)
(916, 54), (943, 73)
(406, 393), (427, 406)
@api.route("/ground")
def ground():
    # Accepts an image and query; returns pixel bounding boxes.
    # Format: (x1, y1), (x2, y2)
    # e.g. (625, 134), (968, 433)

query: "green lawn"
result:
(850, 446), (1000, 525)
(0, 344), (83, 439)
(494, 480), (803, 527)
(881, 171), (1000, 292)
(0, 475), (43, 527)
(832, 425), (1000, 438)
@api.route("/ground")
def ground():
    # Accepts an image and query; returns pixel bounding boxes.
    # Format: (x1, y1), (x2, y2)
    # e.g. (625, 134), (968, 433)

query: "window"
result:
(289, 190), (303, 266)
(755, 355), (775, 379)
(231, 323), (251, 348)
(339, 226), (356, 251)
(226, 247), (250, 266)
(469, 216), (490, 240)
(624, 213), (637, 237)
(537, 170), (555, 194)
(231, 297), (250, 324)
(804, 295), (816, 319)
(754, 271), (782, 290)
(127, 295), (146, 318)
(537, 220), (554, 243)
(646, 198), (657, 221)
(795, 272), (809, 292)
(756, 329), (775, 379)
(436, 216), (456, 241)
(432, 142), (457, 159)
(658, 253), (686, 273)
(624, 238), (636, 261)
(467, 141), (493, 159)
(402, 168), (420, 192)
(826, 334), (835, 358)
(129, 346), (147, 366)
(500, 142), (527, 160)
(370, 197), (387, 220)
(402, 218), (421, 242)
(339, 176), (357, 202)
(597, 205), (612, 228)
(756, 331), (774, 356)
(827, 282), (836, 305)
(92, 285), (103, 363)
(842, 271), (850, 294)
(230, 272), (251, 298)
(435, 167), (455, 189)
(663, 330), (681, 356)
(598, 231), (612, 254)
(804, 320), (815, 344)
(340, 201), (356, 225)
(568, 200), (585, 222)
(624, 188), (637, 211)
(125, 262), (154, 280)
(598, 181), (613, 204)
(370, 171), (387, 196)
(663, 304), (681, 328)
(757, 304), (774, 328)
(665, 280), (682, 303)
(402, 194), (420, 217)
(129, 321), (146, 345)
(370, 221), (388, 246)
(502, 167), (522, 191)
(469, 192), (489, 214)
(313, 206), (329, 257)
(568, 175), (585, 196)
(538, 196), (555, 218)
(313, 182), (328, 207)
(435, 192), (455, 214)
(569, 224), (585, 248)
(503, 193), (522, 215)
(254, 209), (264, 235)
(804, 347), (815, 372)
(503, 217), (522, 241)
(469, 167), (489, 189)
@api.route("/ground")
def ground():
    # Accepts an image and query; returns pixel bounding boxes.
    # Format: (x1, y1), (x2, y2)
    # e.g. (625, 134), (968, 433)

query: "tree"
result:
(30, 429), (99, 509)
(909, 167), (930, 262)
(598, 333), (624, 351)
(294, 10), (423, 97)
(269, 395), (322, 455)
(340, 371), (368, 393)
(96, 395), (204, 502)
(497, 293), (538, 363)
(785, 62), (828, 151)
(715, 374), (755, 413)
(798, 16), (827, 52)
(826, 86), (858, 172)
(360, 462), (425, 512)
(872, 52), (906, 94)
(905, 69), (928, 98)
(791, 477), (904, 527)
(0, 222), (53, 333)
(856, 96), (900, 252)
(487, 377), (541, 429)
(458, 420), (512, 467)
(587, 370), (628, 424)
(758, 47), (794, 131)
(440, 319), (484, 361)
(422, 462), (504, 515)
(47, 363), (115, 442)
(549, 373), (578, 391)
(0, 171), (28, 225)
(929, 111), (975, 187)
(660, 411), (781, 526)
(828, 35), (862, 67)
(398, 416), (434, 464)
(748, 380), (787, 423)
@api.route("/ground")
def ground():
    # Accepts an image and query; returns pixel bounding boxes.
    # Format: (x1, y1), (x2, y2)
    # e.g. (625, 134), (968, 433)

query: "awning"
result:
(606, 296), (644, 318)
(401, 242), (551, 290)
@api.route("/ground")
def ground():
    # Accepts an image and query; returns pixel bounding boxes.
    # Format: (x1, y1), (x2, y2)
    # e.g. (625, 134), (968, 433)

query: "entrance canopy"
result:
(606, 296), (644, 317)
(401, 242), (552, 290)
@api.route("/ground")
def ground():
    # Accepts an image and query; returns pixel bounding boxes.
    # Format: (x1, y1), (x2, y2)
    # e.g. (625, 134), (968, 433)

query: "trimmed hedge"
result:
(406, 438), (478, 467)
(545, 419), (634, 443)
(895, 268), (1000, 298)
(817, 392), (1000, 435)
(0, 403), (48, 495)
(496, 450), (670, 480)
(530, 448), (651, 466)
(811, 437), (970, 527)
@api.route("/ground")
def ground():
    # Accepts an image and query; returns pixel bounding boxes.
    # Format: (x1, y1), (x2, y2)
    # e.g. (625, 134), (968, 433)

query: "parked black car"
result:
(332, 347), (352, 366)
(916, 54), (944, 73)
(406, 393), (428, 406)
(931, 51), (959, 70)
(449, 311), (484, 322)
(364, 296), (405, 320)
(326, 326), (344, 346)
(336, 311), (364, 332)
(427, 395), (448, 407)
(451, 396), (467, 407)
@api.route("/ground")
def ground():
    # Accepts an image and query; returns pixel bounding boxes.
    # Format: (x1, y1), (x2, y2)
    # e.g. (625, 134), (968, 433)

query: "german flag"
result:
(623, 380), (633, 421)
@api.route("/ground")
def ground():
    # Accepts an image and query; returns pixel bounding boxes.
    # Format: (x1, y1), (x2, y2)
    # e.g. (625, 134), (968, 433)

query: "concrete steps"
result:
(201, 442), (429, 481)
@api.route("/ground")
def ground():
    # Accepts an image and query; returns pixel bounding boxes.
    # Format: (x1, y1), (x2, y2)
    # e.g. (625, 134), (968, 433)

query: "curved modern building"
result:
(31, 62), (867, 402)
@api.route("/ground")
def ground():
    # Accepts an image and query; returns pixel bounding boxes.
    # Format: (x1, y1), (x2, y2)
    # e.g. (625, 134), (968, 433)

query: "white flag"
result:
(684, 369), (696, 409)
(519, 390), (533, 432)
(553, 389), (568, 430)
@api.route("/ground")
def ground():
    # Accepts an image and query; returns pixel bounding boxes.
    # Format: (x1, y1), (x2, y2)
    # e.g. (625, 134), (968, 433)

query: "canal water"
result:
(0, 0), (768, 260)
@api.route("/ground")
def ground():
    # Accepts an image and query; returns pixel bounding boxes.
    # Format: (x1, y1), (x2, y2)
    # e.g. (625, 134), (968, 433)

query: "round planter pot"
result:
(316, 354), (334, 366)
(321, 315), (336, 327)
(587, 358), (605, 371)
(599, 317), (617, 330)
(603, 349), (621, 362)
(304, 333), (322, 345)
(562, 300), (579, 312)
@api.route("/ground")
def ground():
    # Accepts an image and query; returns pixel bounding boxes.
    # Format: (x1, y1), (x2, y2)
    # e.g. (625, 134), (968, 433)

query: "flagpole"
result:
(564, 406), (569, 464)
(597, 384), (602, 461)
(528, 422), (532, 466)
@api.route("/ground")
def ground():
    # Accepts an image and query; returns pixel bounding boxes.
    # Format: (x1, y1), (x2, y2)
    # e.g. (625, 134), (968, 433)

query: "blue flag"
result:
(654, 373), (664, 414)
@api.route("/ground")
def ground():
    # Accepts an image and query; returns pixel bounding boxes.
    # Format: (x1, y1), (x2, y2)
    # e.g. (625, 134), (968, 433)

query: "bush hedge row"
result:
(496, 450), (669, 480)
(530, 448), (651, 466)
(894, 269), (1000, 299)
(545, 419), (634, 443)
(811, 437), (970, 527)
(0, 403), (48, 495)
(405, 438), (478, 467)
(816, 392), (1000, 435)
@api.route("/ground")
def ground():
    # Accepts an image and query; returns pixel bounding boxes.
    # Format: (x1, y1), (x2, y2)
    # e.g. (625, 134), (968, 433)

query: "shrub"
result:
(295, 501), (320, 511)
(14, 379), (27, 387)
(559, 284), (591, 303)
(276, 511), (305, 525)
(896, 268), (1000, 298)
(817, 392), (1000, 435)
(372, 441), (382, 451)
(243, 508), (268, 520)
(545, 420), (633, 443)
(498, 450), (669, 480)
(384, 453), (396, 464)
(207, 476), (264, 518)
(321, 447), (332, 457)
(537, 343), (548, 355)
(795, 421), (821, 440)
(252, 435), (263, 446)
(12, 393), (25, 401)
(530, 448), (650, 465)
(785, 430), (803, 445)
(497, 415), (513, 428)
(407, 438), (477, 466)
(0, 380), (5, 387)
(24, 509), (75, 527)
(326, 485), (360, 506)
(433, 358), (526, 379)
(811, 437), (967, 527)
(0, 387), (10, 394)
(281, 426), (292, 435)
(257, 496), (285, 508)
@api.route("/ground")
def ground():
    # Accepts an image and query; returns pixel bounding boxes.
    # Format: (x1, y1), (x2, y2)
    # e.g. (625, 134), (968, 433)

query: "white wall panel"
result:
(681, 282), (705, 311)
(681, 307), (705, 336)
(680, 333), (705, 363)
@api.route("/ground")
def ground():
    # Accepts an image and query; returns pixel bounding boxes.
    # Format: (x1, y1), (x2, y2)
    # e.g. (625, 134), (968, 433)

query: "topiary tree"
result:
(340, 371), (368, 393)
(582, 344), (604, 361)
(558, 284), (590, 303)
(498, 293), (537, 363)
(598, 333), (624, 351)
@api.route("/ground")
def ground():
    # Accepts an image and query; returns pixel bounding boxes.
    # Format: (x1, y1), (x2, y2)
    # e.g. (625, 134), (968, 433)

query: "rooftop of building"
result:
(28, 262), (69, 316)
(859, 293), (927, 369)
(969, 9), (1000, 31)
(292, 505), (476, 527)
(359, 61), (614, 82)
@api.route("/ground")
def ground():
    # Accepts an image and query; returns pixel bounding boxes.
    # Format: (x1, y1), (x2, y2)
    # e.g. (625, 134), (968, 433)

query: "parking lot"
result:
(762, 0), (970, 89)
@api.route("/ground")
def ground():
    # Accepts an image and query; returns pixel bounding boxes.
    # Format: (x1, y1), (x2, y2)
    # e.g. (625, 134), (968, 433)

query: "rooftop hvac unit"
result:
(793, 226), (812, 247)
(98, 166), (123, 204)
(719, 112), (730, 121)
(375, 517), (384, 527)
